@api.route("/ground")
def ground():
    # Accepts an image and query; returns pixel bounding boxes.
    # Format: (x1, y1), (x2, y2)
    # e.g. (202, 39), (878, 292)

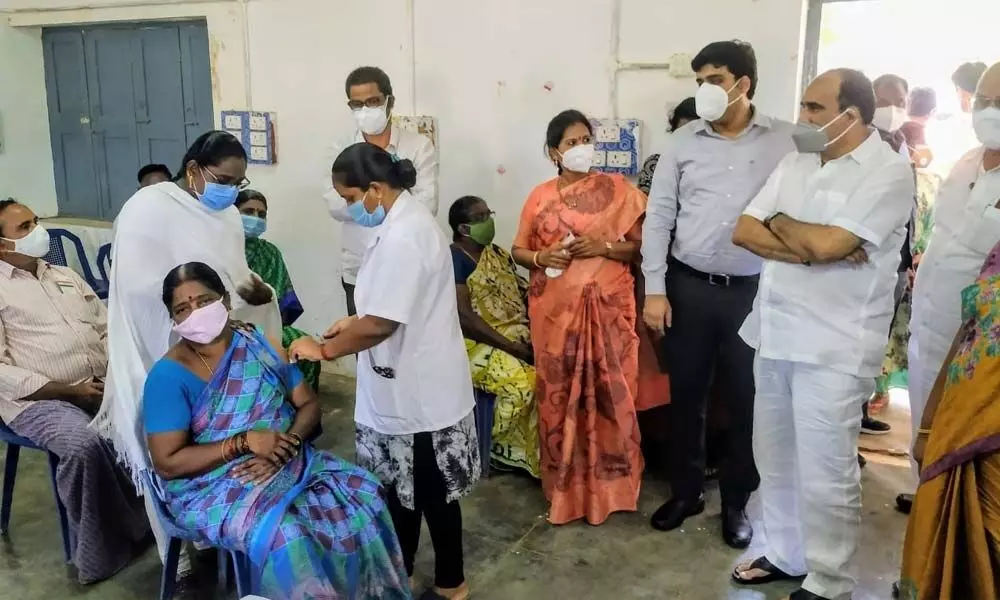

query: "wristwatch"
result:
(604, 241), (613, 256)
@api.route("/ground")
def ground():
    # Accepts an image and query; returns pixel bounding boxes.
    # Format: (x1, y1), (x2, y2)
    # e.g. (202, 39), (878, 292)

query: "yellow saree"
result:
(464, 244), (540, 477)
(900, 242), (1000, 600)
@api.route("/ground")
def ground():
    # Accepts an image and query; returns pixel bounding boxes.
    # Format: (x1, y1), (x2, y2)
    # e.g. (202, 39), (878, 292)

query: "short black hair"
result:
(669, 97), (698, 131)
(908, 87), (937, 118)
(345, 66), (393, 98)
(545, 109), (594, 175)
(235, 189), (267, 209)
(448, 195), (484, 239)
(952, 62), (988, 94)
(161, 261), (227, 313)
(332, 142), (417, 191)
(833, 68), (876, 125)
(137, 163), (172, 184)
(691, 40), (758, 99)
(176, 131), (247, 181)
(872, 74), (909, 95)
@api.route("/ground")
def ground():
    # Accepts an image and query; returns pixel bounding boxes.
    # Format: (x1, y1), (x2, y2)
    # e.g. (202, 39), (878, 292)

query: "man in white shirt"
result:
(323, 66), (439, 315)
(730, 69), (914, 600)
(896, 62), (1000, 514)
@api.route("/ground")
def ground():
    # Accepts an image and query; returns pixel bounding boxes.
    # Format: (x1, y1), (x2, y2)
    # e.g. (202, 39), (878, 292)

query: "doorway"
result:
(42, 20), (214, 220)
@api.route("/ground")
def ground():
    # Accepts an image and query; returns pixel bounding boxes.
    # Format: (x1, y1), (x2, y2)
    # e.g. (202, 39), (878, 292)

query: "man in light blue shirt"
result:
(641, 40), (795, 548)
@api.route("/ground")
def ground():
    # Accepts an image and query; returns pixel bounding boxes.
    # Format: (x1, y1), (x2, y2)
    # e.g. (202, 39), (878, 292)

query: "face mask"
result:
(241, 214), (267, 238)
(973, 107), (1000, 150)
(196, 168), (239, 211)
(465, 217), (496, 246)
(559, 144), (596, 174)
(346, 192), (387, 228)
(172, 300), (229, 344)
(353, 105), (390, 136)
(792, 109), (854, 154)
(695, 81), (742, 122)
(873, 106), (907, 133)
(2, 224), (51, 258)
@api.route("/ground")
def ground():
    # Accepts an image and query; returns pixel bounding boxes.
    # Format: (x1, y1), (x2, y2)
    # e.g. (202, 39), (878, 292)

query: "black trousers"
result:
(661, 263), (760, 508)
(342, 279), (357, 317)
(386, 432), (465, 589)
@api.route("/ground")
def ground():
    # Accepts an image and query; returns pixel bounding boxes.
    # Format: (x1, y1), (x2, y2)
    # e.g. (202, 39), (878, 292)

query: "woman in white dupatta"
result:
(94, 131), (281, 594)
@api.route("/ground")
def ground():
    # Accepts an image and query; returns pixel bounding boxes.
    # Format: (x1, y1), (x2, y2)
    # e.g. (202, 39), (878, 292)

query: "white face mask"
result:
(559, 144), (596, 174)
(873, 106), (907, 133)
(2, 224), (51, 258)
(695, 81), (743, 122)
(973, 107), (1000, 150)
(353, 105), (390, 136)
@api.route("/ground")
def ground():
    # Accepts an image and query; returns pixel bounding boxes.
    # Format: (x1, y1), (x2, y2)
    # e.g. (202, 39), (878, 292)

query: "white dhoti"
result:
(753, 356), (872, 600)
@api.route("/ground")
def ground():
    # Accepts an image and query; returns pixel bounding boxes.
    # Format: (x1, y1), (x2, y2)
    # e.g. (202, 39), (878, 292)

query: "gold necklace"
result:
(187, 343), (214, 378)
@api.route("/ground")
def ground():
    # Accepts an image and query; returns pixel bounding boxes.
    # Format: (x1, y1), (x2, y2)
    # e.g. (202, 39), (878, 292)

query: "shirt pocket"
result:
(805, 190), (849, 224)
(45, 279), (96, 325)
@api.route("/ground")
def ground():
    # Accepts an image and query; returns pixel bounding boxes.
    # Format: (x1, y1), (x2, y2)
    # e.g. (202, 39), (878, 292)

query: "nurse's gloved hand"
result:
(289, 337), (326, 362)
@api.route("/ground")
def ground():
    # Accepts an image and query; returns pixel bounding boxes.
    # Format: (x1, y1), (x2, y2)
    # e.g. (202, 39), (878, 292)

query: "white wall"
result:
(4, 0), (808, 339)
(0, 23), (57, 215)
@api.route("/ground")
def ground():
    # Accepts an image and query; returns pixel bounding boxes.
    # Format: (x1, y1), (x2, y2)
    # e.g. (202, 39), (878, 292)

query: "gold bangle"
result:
(532, 251), (541, 268)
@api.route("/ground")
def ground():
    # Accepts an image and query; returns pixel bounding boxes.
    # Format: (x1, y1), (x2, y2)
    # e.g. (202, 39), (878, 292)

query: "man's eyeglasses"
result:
(973, 96), (1000, 111)
(348, 96), (390, 111)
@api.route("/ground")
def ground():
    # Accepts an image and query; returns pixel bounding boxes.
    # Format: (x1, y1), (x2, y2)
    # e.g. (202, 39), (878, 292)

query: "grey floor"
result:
(0, 374), (910, 599)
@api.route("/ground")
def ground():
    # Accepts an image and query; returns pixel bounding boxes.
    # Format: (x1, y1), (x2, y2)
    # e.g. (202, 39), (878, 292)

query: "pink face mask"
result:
(173, 300), (229, 344)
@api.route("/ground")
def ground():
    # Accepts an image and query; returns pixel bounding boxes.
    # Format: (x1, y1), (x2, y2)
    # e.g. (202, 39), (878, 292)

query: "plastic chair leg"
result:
(159, 537), (183, 600)
(1, 444), (20, 534)
(46, 453), (73, 563)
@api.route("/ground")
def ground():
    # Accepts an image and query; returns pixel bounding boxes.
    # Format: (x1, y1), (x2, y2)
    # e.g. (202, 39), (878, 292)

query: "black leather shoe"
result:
(722, 505), (753, 549)
(650, 495), (705, 531)
(895, 493), (913, 514)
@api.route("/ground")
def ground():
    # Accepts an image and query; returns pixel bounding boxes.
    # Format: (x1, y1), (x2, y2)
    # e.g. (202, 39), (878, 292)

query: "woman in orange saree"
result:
(898, 239), (1000, 600)
(511, 110), (647, 526)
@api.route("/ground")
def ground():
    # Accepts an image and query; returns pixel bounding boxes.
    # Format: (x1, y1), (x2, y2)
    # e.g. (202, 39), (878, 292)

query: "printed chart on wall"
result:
(221, 110), (277, 164)
(590, 118), (641, 176)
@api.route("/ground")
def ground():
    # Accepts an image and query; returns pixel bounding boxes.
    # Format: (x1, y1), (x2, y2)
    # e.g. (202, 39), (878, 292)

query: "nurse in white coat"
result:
(291, 142), (478, 600)
(904, 64), (1000, 509)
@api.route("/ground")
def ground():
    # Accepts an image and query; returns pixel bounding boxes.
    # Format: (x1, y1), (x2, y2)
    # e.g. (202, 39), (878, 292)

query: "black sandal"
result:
(731, 556), (800, 585)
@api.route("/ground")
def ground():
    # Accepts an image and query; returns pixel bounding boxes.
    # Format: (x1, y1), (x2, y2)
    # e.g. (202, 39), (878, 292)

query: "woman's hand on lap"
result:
(289, 337), (325, 362)
(246, 430), (300, 465)
(232, 456), (279, 485)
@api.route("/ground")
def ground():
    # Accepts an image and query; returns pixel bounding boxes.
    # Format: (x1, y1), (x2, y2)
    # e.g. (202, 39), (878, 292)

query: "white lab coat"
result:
(908, 147), (1000, 459)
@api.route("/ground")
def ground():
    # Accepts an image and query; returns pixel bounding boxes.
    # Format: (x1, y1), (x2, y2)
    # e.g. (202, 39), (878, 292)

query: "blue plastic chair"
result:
(41, 228), (110, 300)
(0, 420), (73, 563)
(141, 470), (253, 600)
(473, 388), (495, 478)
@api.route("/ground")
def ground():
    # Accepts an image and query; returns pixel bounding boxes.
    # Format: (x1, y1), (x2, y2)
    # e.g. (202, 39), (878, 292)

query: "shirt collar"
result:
(0, 259), (47, 279)
(840, 129), (884, 165)
(353, 122), (400, 154)
(693, 106), (773, 137)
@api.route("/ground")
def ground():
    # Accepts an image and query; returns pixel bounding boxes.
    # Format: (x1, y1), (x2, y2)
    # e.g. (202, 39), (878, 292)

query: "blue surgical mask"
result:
(196, 168), (240, 211)
(346, 192), (386, 228)
(241, 214), (267, 238)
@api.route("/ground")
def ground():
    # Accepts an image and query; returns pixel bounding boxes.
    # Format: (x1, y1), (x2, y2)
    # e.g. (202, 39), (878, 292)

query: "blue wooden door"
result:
(43, 22), (214, 220)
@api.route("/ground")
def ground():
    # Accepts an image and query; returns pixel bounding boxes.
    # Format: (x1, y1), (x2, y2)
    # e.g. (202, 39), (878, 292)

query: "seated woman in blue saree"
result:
(143, 261), (409, 600)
